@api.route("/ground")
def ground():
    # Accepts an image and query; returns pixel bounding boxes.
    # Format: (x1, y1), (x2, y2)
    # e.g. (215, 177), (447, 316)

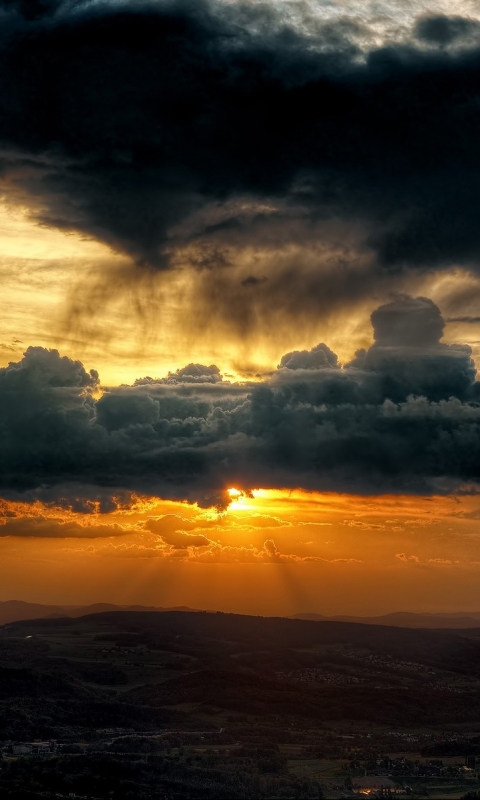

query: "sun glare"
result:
(226, 487), (253, 511)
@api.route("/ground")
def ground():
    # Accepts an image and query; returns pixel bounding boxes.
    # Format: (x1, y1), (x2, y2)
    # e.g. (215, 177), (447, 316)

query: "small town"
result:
(2, 723), (480, 798)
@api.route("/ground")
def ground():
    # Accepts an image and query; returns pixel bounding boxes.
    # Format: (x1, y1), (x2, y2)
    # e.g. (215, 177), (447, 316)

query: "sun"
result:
(226, 487), (254, 511)
(227, 488), (242, 498)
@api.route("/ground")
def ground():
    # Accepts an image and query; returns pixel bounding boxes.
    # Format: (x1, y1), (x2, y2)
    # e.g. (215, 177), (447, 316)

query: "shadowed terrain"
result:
(3, 611), (480, 797)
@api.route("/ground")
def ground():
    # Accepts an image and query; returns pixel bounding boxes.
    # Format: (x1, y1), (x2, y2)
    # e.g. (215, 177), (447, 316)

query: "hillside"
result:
(3, 610), (480, 731)
(3, 611), (480, 798)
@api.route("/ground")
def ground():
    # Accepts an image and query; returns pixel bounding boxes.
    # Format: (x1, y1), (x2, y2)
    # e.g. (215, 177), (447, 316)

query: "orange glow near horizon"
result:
(0, 207), (479, 617)
(0, 488), (480, 616)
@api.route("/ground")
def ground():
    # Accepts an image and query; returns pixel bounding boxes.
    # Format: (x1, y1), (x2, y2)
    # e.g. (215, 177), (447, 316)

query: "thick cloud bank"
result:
(0, 297), (479, 506)
(0, 0), (480, 275)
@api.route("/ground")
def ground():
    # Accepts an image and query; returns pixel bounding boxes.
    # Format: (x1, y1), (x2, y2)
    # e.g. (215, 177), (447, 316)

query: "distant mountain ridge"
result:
(0, 600), (199, 626)
(291, 611), (480, 628)
(3, 601), (480, 628)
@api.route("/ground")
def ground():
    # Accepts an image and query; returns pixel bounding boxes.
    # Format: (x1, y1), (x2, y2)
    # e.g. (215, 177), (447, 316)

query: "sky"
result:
(1, 0), (480, 615)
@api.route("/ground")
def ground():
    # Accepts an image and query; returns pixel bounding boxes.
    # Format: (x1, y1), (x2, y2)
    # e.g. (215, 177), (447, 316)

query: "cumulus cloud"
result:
(278, 343), (338, 371)
(186, 540), (355, 564)
(0, 297), (479, 507)
(2, 345), (98, 390)
(396, 553), (420, 563)
(371, 296), (445, 348)
(95, 392), (160, 432)
(156, 364), (223, 385)
(347, 295), (477, 403)
(94, 536), (356, 564)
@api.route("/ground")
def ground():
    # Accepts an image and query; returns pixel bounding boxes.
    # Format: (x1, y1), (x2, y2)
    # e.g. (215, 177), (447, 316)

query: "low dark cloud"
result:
(0, 516), (123, 538)
(146, 517), (214, 549)
(0, 0), (479, 282)
(95, 392), (160, 433)
(241, 276), (268, 287)
(446, 316), (480, 324)
(278, 343), (338, 371)
(0, 296), (479, 507)
(158, 364), (223, 385)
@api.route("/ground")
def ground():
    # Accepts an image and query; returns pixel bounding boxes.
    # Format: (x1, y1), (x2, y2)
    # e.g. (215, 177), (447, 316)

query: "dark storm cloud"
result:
(0, 1), (480, 272)
(1, 296), (480, 508)
(414, 15), (480, 47)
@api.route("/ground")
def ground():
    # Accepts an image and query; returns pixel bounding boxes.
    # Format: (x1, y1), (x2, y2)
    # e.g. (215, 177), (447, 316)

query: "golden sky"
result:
(1, 488), (480, 615)
(0, 203), (480, 614)
(1, 201), (480, 386)
(2, 0), (480, 617)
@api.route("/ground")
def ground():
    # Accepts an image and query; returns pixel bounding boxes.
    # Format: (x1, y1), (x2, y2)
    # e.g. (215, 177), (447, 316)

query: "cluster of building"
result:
(276, 667), (365, 686)
(2, 740), (56, 755)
